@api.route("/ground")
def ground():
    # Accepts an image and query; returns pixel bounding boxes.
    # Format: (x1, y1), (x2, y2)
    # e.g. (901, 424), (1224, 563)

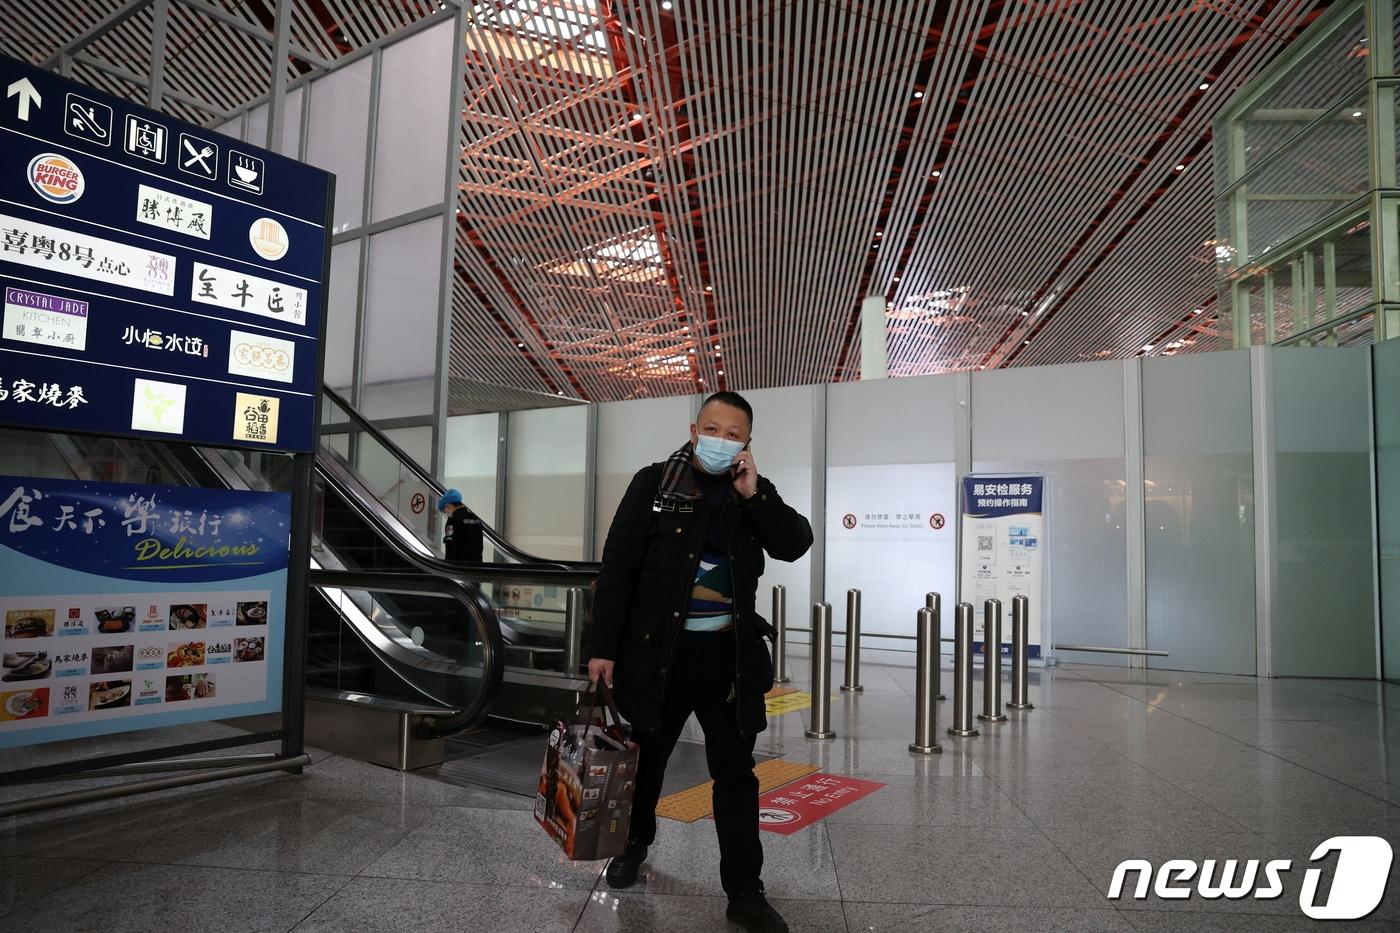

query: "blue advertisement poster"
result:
(0, 53), (330, 452)
(0, 474), (289, 749)
(959, 475), (1046, 659)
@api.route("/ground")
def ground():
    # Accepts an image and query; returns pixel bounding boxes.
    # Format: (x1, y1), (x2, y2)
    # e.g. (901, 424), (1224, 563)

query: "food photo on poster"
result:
(0, 473), (288, 749)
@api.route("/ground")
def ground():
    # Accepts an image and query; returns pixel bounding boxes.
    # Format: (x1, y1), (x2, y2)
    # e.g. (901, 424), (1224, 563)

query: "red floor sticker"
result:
(756, 772), (885, 835)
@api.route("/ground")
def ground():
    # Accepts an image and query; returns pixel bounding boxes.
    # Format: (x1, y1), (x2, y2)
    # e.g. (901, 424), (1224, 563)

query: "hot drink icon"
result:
(228, 151), (264, 195)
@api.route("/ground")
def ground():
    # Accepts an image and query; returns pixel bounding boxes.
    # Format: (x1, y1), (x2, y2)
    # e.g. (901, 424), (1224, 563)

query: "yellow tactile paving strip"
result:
(656, 759), (821, 822)
(764, 685), (799, 699)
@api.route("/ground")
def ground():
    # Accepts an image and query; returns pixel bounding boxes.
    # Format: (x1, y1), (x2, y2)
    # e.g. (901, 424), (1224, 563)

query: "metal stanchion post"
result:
(840, 588), (863, 693)
(909, 605), (942, 754)
(978, 598), (1007, 723)
(927, 592), (946, 700)
(772, 584), (790, 685)
(1007, 594), (1034, 710)
(946, 602), (979, 737)
(805, 602), (835, 739)
(564, 587), (585, 675)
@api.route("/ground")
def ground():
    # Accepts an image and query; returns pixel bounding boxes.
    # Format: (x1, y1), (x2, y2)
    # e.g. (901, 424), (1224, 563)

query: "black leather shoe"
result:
(605, 842), (647, 889)
(726, 890), (788, 933)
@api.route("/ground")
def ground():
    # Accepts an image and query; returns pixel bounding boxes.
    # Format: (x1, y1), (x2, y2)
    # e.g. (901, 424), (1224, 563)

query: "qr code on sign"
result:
(977, 535), (994, 552)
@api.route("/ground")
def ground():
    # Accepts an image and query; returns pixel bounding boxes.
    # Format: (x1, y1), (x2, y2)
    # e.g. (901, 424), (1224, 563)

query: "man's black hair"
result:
(700, 390), (753, 427)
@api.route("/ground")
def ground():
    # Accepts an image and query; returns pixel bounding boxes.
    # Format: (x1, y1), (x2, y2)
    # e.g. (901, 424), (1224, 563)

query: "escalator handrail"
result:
(308, 568), (505, 738)
(313, 448), (598, 583)
(320, 385), (586, 568)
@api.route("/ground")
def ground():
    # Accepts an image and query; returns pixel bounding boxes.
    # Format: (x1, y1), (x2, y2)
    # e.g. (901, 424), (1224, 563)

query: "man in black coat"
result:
(584, 391), (813, 933)
(438, 489), (484, 563)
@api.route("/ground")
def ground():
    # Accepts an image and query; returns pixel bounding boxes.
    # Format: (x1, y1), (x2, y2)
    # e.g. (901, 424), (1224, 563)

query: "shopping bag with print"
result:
(534, 679), (638, 860)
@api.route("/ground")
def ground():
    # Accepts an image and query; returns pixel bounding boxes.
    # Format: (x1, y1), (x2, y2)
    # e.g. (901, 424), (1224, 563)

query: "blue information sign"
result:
(0, 54), (331, 452)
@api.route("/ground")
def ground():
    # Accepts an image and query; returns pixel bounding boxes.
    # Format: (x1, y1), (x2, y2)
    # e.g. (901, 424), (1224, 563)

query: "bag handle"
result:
(573, 677), (626, 733)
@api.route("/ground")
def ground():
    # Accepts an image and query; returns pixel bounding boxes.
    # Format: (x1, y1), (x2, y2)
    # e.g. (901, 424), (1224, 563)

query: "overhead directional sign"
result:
(0, 53), (331, 452)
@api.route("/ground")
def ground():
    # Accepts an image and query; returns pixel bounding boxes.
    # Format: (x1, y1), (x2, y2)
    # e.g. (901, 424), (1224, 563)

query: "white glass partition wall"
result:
(826, 376), (959, 644)
(1142, 351), (1257, 674)
(445, 413), (501, 530)
(1375, 338), (1400, 681)
(744, 385), (818, 624)
(1270, 347), (1377, 677)
(594, 395), (698, 557)
(973, 361), (1130, 665)
(506, 406), (588, 560)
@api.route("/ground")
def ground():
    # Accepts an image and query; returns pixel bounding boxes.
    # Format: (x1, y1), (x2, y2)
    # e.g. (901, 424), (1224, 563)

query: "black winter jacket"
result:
(583, 459), (814, 736)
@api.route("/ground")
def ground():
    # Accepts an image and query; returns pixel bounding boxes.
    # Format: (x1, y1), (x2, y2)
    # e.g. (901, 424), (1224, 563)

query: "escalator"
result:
(5, 386), (600, 745)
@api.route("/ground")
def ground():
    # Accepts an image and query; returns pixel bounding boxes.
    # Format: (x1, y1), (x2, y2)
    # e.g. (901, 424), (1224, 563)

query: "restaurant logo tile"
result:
(123, 115), (167, 163)
(249, 217), (288, 260)
(3, 287), (89, 351)
(136, 185), (212, 240)
(135, 679), (163, 706)
(27, 153), (84, 204)
(130, 378), (187, 435)
(228, 329), (294, 384)
(177, 133), (218, 180)
(233, 392), (279, 444)
(64, 93), (112, 147)
(228, 150), (264, 195)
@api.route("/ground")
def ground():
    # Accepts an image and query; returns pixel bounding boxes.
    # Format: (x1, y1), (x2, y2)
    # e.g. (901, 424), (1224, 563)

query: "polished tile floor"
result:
(2, 656), (1398, 932)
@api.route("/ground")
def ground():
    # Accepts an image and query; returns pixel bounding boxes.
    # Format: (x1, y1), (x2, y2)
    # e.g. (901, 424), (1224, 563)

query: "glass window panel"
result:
(1271, 347), (1377, 676)
(507, 406), (587, 559)
(372, 21), (454, 222)
(246, 102), (268, 146)
(445, 413), (500, 529)
(1143, 351), (1256, 674)
(324, 239), (359, 391)
(744, 385), (816, 619)
(1375, 337), (1400, 681)
(361, 217), (444, 417)
(305, 57), (371, 232)
(973, 361), (1128, 664)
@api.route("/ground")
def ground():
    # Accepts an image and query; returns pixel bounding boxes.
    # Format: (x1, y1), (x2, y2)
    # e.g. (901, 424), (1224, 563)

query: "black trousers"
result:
(626, 628), (763, 897)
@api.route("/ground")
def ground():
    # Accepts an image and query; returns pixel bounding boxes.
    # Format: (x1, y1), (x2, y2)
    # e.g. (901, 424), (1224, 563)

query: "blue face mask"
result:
(693, 435), (746, 475)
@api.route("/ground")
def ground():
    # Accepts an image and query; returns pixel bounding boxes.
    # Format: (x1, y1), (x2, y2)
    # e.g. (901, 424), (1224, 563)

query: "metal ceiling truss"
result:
(7, 0), (1339, 408)
(447, 0), (1335, 404)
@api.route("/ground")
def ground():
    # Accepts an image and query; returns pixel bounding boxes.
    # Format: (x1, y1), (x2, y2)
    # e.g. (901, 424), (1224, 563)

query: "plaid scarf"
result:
(656, 442), (702, 502)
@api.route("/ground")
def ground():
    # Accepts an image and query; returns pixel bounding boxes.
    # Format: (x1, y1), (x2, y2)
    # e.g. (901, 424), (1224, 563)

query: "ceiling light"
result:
(1142, 344), (1154, 352)
(1021, 310), (1028, 316)
(714, 344), (721, 350)
(662, 0), (672, 8)
(1192, 308), (1203, 315)
(704, 285), (713, 292)
(892, 277), (900, 283)
(1199, 83), (1210, 90)
(1353, 110), (1364, 117)
(874, 231), (883, 237)
(517, 342), (524, 348)
(931, 170), (941, 177)
(717, 369), (724, 375)
(1023, 340), (1030, 345)
(913, 91), (924, 99)
(1174, 164), (1185, 171)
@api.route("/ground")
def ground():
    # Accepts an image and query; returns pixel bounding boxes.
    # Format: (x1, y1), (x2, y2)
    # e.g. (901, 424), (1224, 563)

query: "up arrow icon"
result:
(6, 77), (41, 122)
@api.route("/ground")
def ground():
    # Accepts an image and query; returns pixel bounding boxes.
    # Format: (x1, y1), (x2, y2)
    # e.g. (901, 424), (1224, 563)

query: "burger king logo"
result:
(28, 153), (85, 204)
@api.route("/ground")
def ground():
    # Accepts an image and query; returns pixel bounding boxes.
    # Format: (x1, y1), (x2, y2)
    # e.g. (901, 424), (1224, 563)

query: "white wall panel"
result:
(507, 406), (587, 559)
(372, 20), (454, 222)
(305, 57), (371, 233)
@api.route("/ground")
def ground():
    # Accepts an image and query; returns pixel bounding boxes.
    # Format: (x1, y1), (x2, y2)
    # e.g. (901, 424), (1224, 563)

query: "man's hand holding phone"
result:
(732, 448), (758, 499)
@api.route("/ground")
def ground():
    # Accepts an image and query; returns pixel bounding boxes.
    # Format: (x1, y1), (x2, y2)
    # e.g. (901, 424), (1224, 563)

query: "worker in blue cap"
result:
(438, 489), (484, 563)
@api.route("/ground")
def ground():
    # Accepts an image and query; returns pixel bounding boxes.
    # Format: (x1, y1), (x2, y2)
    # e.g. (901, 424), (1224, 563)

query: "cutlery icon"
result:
(181, 137), (215, 173)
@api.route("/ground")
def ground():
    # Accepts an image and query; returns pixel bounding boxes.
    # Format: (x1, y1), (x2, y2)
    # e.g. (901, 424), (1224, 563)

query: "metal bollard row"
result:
(761, 585), (1033, 749)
